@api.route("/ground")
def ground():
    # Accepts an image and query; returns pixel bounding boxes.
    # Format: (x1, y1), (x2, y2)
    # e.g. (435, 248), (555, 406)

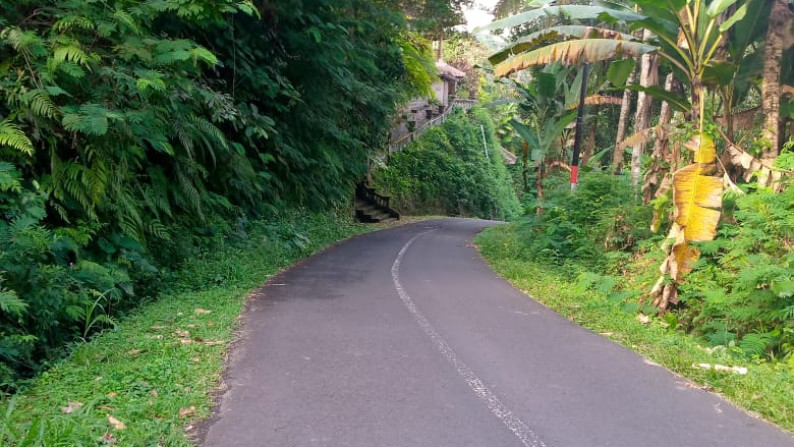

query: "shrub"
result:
(0, 167), (132, 387)
(373, 107), (521, 220)
(680, 185), (794, 360)
(508, 172), (653, 268)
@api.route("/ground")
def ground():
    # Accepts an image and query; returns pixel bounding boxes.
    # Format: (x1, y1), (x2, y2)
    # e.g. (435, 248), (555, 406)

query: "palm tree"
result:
(507, 65), (580, 205)
(761, 0), (792, 162)
(631, 29), (659, 186)
(481, 0), (756, 308)
(612, 64), (637, 172)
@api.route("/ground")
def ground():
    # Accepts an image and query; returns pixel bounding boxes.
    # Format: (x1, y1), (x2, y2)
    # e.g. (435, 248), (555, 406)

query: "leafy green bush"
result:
(373, 107), (521, 220)
(506, 172), (653, 268)
(680, 185), (794, 360)
(0, 207), (370, 445)
(0, 165), (133, 387)
(493, 169), (794, 362)
(0, 0), (428, 386)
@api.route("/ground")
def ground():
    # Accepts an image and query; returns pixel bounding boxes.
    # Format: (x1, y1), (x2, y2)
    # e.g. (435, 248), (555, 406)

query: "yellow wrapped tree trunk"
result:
(651, 134), (723, 309)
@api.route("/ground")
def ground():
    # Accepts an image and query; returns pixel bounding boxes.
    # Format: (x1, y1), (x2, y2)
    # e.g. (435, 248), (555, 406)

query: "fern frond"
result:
(0, 288), (28, 317)
(739, 332), (776, 358)
(190, 47), (218, 66)
(175, 166), (204, 219)
(172, 121), (194, 159)
(146, 220), (171, 241)
(153, 39), (194, 65)
(113, 9), (140, 35)
(141, 167), (173, 217)
(53, 16), (95, 33)
(61, 104), (118, 136)
(22, 90), (59, 119)
(86, 156), (109, 204)
(50, 60), (86, 78)
(0, 120), (34, 155)
(0, 162), (22, 192)
(44, 85), (71, 97)
(0, 27), (46, 55)
(53, 45), (92, 67)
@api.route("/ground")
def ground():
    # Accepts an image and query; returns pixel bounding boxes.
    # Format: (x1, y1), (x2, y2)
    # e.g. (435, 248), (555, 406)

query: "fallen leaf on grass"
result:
(636, 314), (650, 325)
(148, 335), (164, 340)
(179, 406), (196, 418)
(101, 433), (117, 445)
(108, 415), (126, 430)
(151, 389), (159, 397)
(195, 308), (212, 315)
(190, 357), (200, 362)
(60, 401), (83, 414)
(201, 340), (224, 346)
(174, 329), (190, 337)
(98, 405), (115, 411)
(108, 392), (118, 398)
(126, 349), (143, 355)
(682, 381), (713, 392)
(150, 326), (166, 330)
(692, 363), (748, 374)
(698, 345), (725, 355)
(180, 339), (193, 345)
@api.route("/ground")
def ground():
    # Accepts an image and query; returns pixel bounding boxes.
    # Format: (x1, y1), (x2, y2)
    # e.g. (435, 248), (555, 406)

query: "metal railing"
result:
(388, 99), (477, 154)
(452, 98), (476, 110)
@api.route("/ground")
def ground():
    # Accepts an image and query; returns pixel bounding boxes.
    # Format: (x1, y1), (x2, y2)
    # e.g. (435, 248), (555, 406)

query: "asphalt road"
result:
(201, 218), (793, 447)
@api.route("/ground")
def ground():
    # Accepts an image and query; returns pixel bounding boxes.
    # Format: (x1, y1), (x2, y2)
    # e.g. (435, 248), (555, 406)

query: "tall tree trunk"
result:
(631, 29), (658, 187)
(521, 141), (529, 192)
(643, 73), (675, 204)
(761, 0), (788, 162)
(612, 63), (637, 173)
(656, 73), (674, 132)
(583, 105), (600, 166)
(535, 163), (544, 215)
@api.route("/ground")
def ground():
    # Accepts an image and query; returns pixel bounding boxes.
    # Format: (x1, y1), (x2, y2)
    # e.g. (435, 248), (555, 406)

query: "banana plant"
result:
(632, 0), (745, 308)
(475, 3), (657, 77)
(482, 0), (754, 308)
(505, 64), (582, 203)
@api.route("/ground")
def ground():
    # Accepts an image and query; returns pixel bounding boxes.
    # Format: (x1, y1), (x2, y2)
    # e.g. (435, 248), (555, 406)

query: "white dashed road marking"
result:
(391, 230), (546, 447)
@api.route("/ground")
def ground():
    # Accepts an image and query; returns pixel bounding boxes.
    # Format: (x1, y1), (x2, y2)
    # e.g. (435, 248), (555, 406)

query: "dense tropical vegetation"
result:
(0, 0), (470, 387)
(373, 107), (521, 219)
(2, 0), (794, 442)
(476, 0), (793, 364)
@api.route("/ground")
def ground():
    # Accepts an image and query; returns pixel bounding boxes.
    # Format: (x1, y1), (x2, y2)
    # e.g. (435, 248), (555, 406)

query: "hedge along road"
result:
(200, 218), (793, 447)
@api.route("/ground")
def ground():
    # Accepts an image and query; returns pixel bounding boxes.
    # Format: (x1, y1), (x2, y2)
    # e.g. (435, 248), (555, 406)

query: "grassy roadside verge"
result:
(476, 224), (794, 432)
(0, 211), (421, 446)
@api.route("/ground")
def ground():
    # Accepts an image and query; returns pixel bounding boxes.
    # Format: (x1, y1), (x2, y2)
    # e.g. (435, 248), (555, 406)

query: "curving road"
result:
(201, 218), (793, 447)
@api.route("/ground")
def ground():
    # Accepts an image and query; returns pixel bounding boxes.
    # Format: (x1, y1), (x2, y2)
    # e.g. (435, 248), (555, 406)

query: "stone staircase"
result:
(354, 183), (400, 223)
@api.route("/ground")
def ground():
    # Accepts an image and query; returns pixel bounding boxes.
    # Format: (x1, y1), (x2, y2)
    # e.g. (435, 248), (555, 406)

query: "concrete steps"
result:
(354, 189), (400, 224)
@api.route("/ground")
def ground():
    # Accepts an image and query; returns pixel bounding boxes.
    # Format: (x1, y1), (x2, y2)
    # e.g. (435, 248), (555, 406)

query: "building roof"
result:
(436, 59), (466, 80)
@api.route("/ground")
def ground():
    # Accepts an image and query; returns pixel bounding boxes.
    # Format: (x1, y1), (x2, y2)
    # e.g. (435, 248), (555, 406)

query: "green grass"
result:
(476, 224), (794, 433)
(0, 210), (412, 446)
